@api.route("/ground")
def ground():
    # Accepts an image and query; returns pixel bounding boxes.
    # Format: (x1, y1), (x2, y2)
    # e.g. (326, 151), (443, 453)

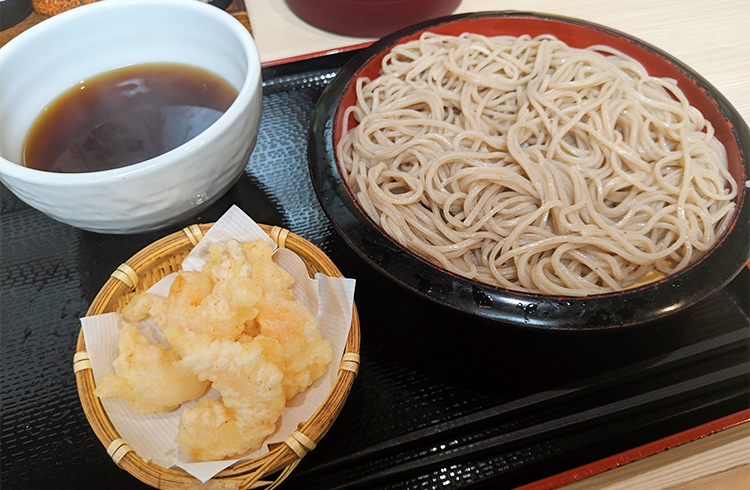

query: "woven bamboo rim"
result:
(75, 223), (361, 489)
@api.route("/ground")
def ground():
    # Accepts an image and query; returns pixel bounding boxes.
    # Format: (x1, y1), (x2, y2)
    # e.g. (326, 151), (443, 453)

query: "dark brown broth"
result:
(23, 63), (238, 173)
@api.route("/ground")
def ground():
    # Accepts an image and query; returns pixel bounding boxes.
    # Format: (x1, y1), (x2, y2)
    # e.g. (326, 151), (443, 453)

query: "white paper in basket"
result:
(81, 205), (356, 483)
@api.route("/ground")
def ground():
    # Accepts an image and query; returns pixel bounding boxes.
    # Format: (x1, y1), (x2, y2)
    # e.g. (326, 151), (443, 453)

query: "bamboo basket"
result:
(74, 223), (361, 489)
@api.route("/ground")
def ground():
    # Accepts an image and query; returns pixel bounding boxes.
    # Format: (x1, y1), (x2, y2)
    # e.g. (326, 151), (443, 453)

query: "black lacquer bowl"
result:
(308, 11), (750, 330)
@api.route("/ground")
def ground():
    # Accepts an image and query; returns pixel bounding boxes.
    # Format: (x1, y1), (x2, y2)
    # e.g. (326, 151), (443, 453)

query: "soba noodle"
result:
(337, 33), (738, 296)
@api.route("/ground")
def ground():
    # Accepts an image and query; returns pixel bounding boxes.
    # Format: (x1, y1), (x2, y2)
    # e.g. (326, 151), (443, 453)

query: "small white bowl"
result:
(0, 0), (262, 234)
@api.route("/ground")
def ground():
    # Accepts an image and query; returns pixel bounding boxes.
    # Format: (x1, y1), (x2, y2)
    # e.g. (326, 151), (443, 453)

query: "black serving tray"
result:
(1, 51), (748, 490)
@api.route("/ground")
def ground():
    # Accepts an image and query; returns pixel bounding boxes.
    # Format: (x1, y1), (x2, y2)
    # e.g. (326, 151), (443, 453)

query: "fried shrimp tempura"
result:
(121, 292), (167, 331)
(203, 239), (253, 283)
(242, 240), (295, 298)
(166, 270), (262, 341)
(178, 399), (259, 463)
(167, 328), (286, 461)
(257, 294), (333, 400)
(94, 322), (210, 414)
(203, 239), (295, 299)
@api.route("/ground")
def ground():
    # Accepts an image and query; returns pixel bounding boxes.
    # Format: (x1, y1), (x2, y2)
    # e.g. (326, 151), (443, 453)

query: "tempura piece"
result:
(203, 239), (253, 283)
(203, 238), (294, 299)
(242, 239), (295, 298)
(178, 400), (263, 462)
(167, 328), (286, 460)
(94, 322), (210, 414)
(121, 292), (168, 331)
(256, 294), (332, 400)
(166, 270), (262, 341)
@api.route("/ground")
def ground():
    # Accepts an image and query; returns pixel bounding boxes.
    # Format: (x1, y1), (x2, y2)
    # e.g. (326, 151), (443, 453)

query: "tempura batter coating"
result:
(94, 322), (210, 414)
(178, 400), (265, 462)
(203, 239), (253, 284)
(166, 328), (286, 460)
(121, 292), (167, 331)
(203, 239), (295, 299)
(242, 240), (295, 298)
(166, 270), (262, 341)
(257, 293), (333, 400)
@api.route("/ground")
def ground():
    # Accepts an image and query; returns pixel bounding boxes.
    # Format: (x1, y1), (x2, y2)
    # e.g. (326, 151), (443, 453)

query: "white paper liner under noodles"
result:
(81, 205), (356, 483)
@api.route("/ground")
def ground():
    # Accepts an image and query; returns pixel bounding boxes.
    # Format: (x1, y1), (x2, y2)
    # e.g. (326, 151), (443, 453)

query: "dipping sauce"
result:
(23, 63), (238, 173)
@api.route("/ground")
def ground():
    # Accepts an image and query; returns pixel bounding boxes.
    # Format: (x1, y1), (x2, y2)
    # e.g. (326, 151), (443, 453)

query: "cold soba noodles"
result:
(338, 33), (738, 296)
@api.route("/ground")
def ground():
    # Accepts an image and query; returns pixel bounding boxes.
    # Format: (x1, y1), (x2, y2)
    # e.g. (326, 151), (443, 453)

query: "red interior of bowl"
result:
(333, 14), (747, 197)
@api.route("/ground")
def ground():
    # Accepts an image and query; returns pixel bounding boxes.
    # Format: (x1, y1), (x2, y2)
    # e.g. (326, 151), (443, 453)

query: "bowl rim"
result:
(308, 10), (750, 330)
(0, 0), (260, 185)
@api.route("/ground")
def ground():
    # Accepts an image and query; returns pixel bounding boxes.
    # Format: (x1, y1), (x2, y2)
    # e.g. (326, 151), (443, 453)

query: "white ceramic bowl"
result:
(0, 0), (262, 234)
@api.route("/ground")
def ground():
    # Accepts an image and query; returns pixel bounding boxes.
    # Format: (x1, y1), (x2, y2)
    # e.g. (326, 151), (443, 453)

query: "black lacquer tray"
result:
(1, 51), (748, 490)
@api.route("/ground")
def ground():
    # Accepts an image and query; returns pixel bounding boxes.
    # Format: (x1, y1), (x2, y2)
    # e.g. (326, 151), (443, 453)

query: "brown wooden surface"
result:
(0, 0), (252, 47)
(0, 10), (44, 46)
